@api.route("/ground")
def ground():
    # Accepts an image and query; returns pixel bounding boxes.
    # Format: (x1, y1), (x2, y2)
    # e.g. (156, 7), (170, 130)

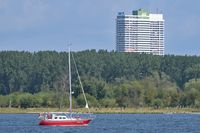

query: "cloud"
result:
(0, 0), (8, 9)
(18, 0), (49, 25)
(0, 0), (51, 31)
(165, 0), (200, 38)
(181, 16), (200, 37)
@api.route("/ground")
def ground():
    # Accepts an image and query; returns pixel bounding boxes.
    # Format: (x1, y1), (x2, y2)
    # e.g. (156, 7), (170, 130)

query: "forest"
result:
(0, 50), (200, 109)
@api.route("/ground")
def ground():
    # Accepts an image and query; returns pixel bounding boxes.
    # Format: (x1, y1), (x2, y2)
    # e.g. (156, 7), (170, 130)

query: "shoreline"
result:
(0, 107), (200, 114)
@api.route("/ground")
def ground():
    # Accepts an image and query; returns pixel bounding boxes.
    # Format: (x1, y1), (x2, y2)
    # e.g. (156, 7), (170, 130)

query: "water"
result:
(0, 113), (199, 133)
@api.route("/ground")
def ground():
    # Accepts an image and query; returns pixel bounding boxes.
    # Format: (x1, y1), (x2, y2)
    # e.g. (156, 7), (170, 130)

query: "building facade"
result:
(116, 9), (164, 55)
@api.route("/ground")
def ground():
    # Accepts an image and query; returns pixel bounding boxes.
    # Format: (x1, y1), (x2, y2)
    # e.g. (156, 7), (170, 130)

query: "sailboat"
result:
(38, 46), (93, 126)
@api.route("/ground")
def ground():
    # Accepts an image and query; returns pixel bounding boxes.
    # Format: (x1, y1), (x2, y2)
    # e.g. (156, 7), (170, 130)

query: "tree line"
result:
(0, 50), (200, 108)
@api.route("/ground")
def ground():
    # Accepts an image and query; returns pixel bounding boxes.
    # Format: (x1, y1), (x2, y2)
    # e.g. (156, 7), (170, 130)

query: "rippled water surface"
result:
(0, 113), (200, 133)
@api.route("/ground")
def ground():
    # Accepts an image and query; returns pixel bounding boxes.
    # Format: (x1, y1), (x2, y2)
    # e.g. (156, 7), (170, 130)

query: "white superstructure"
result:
(116, 9), (164, 55)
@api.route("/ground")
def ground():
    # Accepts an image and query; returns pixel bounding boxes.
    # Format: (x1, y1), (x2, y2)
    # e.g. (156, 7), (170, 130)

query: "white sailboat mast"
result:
(69, 46), (72, 113)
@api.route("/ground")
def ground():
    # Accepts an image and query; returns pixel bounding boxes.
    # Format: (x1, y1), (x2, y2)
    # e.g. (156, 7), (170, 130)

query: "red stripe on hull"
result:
(39, 119), (92, 126)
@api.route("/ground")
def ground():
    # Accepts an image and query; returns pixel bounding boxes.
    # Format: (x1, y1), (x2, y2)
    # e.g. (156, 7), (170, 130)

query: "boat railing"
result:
(38, 112), (94, 120)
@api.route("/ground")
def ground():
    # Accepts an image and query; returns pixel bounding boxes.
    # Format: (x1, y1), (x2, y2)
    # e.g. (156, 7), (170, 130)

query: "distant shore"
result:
(0, 107), (200, 114)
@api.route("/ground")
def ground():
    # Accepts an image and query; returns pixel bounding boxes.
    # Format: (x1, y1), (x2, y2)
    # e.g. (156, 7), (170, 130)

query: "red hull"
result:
(39, 119), (92, 126)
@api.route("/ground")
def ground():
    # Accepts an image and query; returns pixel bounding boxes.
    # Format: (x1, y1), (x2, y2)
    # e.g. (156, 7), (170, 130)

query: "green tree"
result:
(76, 93), (98, 108)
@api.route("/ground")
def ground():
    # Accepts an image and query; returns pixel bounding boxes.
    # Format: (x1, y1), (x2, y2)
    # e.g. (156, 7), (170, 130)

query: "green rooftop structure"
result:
(132, 9), (149, 17)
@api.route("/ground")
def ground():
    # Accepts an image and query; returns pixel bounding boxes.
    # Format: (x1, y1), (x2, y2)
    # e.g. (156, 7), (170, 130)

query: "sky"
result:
(0, 0), (200, 55)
